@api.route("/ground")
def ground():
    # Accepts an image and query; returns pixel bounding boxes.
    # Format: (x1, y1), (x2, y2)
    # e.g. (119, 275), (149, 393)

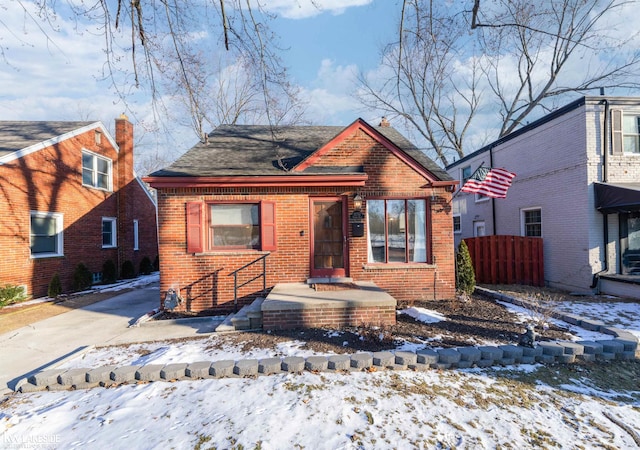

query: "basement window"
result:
(30, 211), (64, 258)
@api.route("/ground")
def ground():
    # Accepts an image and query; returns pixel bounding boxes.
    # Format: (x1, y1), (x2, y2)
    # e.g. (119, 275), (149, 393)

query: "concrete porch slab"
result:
(262, 282), (397, 311)
(261, 282), (397, 330)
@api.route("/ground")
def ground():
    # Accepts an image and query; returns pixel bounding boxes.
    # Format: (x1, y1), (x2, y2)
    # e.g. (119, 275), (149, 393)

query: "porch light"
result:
(353, 193), (363, 212)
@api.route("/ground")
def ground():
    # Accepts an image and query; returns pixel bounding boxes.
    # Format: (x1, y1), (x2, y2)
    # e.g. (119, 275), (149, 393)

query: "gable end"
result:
(292, 119), (443, 184)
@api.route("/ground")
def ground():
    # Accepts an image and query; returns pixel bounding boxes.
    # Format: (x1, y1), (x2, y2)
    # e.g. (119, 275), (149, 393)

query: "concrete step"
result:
(215, 297), (265, 332)
(306, 277), (353, 285)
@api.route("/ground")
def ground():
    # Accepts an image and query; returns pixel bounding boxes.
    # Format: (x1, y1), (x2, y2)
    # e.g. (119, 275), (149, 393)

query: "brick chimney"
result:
(115, 113), (134, 190)
(115, 114), (134, 270)
(379, 116), (390, 127)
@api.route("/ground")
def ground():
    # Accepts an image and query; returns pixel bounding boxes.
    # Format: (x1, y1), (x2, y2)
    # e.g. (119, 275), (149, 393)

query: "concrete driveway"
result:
(0, 282), (219, 394)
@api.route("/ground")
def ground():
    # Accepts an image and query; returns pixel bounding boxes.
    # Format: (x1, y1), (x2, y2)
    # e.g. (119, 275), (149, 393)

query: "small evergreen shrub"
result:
(121, 260), (136, 279)
(0, 284), (27, 308)
(102, 259), (117, 284)
(153, 255), (160, 272)
(455, 240), (476, 296)
(73, 263), (93, 291)
(139, 256), (153, 275)
(48, 273), (62, 298)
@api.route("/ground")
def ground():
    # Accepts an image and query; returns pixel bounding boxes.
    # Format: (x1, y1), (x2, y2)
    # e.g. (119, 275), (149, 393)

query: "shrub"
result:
(121, 260), (136, 279)
(72, 263), (93, 291)
(139, 256), (153, 275)
(455, 240), (476, 297)
(48, 273), (62, 298)
(102, 259), (118, 283)
(153, 255), (160, 272)
(102, 259), (117, 284)
(0, 284), (27, 308)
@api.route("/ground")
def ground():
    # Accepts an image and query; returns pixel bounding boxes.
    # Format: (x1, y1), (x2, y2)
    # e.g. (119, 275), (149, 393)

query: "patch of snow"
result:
(398, 307), (447, 324)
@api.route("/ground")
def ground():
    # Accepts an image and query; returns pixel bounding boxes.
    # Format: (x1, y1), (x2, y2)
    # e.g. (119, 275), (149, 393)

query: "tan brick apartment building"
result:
(144, 118), (458, 319)
(0, 116), (158, 298)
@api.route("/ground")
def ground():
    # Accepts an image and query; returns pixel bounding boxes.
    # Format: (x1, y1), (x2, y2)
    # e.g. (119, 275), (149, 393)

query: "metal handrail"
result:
(228, 253), (269, 312)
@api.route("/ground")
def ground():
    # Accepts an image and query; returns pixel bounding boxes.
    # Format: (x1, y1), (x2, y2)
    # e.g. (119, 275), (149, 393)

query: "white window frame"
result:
(460, 166), (472, 188)
(473, 221), (486, 237)
(453, 214), (461, 234)
(623, 112), (640, 155)
(102, 217), (117, 248)
(521, 207), (542, 237)
(82, 150), (112, 191)
(133, 219), (139, 251)
(30, 211), (64, 258)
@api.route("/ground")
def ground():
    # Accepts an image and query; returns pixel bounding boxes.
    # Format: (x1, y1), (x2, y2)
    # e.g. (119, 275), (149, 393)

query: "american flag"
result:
(461, 166), (516, 199)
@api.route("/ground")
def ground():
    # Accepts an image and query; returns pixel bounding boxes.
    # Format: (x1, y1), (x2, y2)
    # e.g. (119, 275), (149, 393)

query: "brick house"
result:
(0, 116), (158, 298)
(144, 118), (458, 323)
(446, 96), (640, 299)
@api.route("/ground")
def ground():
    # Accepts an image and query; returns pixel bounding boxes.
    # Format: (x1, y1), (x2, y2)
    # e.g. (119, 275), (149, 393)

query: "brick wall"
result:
(262, 305), (396, 330)
(155, 129), (456, 313)
(0, 121), (158, 298)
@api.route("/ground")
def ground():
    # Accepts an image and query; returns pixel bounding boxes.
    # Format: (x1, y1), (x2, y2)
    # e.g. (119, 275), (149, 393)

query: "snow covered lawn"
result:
(1, 290), (639, 449)
(2, 364), (639, 449)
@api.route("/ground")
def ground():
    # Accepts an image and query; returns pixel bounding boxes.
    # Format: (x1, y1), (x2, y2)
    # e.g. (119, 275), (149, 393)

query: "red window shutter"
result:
(186, 202), (204, 253)
(261, 200), (277, 251)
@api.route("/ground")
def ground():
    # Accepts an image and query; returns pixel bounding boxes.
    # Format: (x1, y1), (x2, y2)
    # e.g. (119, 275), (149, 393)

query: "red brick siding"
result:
(155, 129), (455, 312)
(262, 306), (396, 330)
(0, 124), (158, 298)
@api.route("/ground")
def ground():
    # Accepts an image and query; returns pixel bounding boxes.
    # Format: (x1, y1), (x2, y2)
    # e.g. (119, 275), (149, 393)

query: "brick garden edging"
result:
(15, 288), (639, 393)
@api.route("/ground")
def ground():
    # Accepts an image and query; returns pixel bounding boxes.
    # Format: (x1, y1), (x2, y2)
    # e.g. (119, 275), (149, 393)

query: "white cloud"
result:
(260, 0), (373, 19)
(297, 59), (366, 124)
(0, 1), (123, 120)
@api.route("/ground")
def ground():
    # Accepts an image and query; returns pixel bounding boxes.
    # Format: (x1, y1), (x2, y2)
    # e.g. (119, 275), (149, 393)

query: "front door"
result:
(310, 197), (347, 278)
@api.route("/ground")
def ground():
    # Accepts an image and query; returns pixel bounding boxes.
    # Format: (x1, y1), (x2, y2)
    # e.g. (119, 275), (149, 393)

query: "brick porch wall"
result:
(262, 305), (396, 330)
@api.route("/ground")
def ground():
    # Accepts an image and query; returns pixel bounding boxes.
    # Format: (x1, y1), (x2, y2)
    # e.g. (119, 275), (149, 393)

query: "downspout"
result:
(490, 146), (497, 235)
(591, 97), (609, 290)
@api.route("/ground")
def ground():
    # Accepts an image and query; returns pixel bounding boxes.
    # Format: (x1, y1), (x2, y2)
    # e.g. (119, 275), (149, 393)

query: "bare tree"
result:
(358, 0), (482, 166)
(358, 0), (640, 166)
(476, 0), (640, 136)
(7, 0), (304, 140)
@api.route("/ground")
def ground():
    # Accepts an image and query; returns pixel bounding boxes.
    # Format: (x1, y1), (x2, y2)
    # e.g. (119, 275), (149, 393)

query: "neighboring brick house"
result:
(0, 116), (158, 298)
(144, 118), (458, 315)
(447, 96), (640, 299)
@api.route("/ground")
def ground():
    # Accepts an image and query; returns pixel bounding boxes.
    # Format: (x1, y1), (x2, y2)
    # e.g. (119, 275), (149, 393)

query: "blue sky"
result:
(273, 1), (399, 88)
(2, 0), (639, 171)
(0, 0), (401, 166)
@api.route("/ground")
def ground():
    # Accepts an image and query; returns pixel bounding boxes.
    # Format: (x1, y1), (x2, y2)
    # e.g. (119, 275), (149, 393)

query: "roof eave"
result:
(143, 174), (369, 189)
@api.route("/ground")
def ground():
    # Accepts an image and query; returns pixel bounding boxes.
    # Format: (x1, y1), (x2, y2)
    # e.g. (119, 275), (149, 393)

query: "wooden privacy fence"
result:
(463, 236), (544, 287)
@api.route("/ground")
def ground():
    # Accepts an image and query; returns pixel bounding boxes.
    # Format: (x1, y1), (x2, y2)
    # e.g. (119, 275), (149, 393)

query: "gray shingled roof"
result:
(0, 121), (95, 158)
(151, 122), (452, 181)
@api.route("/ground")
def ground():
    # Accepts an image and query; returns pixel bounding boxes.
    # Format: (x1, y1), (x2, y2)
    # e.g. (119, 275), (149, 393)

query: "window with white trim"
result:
(30, 211), (63, 257)
(461, 166), (472, 187)
(623, 113), (640, 154)
(366, 199), (429, 263)
(186, 201), (276, 253)
(210, 203), (260, 249)
(522, 208), (542, 237)
(102, 217), (117, 248)
(453, 214), (461, 234)
(82, 150), (112, 190)
(133, 220), (139, 250)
